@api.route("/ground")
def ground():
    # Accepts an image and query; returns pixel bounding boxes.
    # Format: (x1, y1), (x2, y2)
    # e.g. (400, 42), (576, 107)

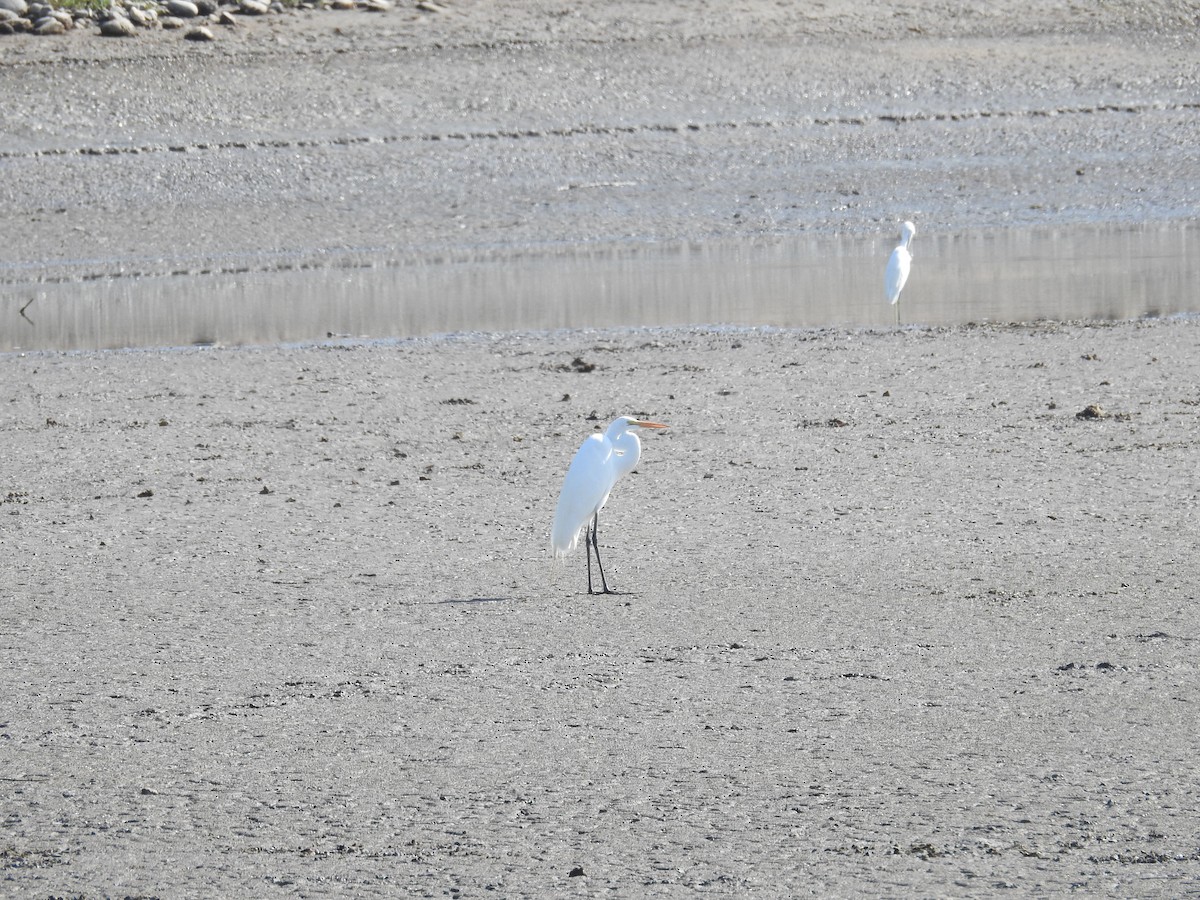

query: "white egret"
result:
(884, 220), (916, 325)
(550, 416), (669, 595)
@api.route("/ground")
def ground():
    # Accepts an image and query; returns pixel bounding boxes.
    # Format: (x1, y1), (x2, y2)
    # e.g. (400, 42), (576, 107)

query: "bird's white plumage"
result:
(549, 416), (660, 560)
(550, 431), (619, 557)
(885, 220), (916, 306)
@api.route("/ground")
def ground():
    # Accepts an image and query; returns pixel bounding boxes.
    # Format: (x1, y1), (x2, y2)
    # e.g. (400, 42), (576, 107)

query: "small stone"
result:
(1075, 404), (1108, 420)
(50, 8), (72, 25)
(193, 0), (216, 12)
(568, 866), (585, 878)
(215, 8), (235, 24)
(136, 488), (154, 498)
(0, 0), (28, 15)
(165, 0), (198, 16)
(329, 0), (353, 7)
(238, 0), (267, 13)
(184, 23), (213, 38)
(33, 14), (63, 31)
(159, 14), (184, 27)
(98, 14), (136, 34)
(0, 8), (17, 20)
(360, 0), (390, 10)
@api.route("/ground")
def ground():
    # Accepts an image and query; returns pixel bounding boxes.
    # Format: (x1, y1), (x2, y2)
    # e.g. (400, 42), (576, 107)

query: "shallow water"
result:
(2, 223), (1197, 352)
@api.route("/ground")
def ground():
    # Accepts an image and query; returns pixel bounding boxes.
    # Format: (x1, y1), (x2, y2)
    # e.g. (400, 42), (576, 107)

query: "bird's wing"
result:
(550, 435), (616, 557)
(884, 247), (911, 304)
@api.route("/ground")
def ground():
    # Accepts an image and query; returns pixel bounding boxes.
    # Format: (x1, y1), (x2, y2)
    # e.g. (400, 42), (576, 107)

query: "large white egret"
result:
(884, 220), (916, 325)
(550, 416), (669, 595)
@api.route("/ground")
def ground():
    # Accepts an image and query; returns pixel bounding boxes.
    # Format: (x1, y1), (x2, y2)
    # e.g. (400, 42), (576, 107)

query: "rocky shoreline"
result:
(0, 0), (397, 39)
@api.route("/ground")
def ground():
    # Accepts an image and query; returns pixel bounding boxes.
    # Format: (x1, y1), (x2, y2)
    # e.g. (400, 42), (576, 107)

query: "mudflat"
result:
(3, 2), (1200, 897)
(3, 0), (1200, 279)
(4, 321), (1199, 895)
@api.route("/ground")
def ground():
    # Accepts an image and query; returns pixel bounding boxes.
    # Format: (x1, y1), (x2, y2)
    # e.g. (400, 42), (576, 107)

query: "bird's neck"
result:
(611, 432), (642, 474)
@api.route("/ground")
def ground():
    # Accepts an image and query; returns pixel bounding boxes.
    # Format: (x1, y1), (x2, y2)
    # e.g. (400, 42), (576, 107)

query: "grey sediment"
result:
(2, 3), (1199, 896)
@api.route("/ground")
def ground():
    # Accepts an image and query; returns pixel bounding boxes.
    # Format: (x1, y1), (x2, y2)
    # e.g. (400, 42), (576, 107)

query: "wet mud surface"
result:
(3, 0), (1200, 283)
(3, 320), (1199, 895)
(3, 1), (1200, 895)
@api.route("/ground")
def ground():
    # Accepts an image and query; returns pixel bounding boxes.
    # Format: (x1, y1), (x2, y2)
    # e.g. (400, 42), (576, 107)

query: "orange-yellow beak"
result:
(631, 420), (669, 430)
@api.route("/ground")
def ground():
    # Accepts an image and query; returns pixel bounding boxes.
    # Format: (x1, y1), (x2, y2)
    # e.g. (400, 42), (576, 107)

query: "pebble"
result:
(98, 14), (136, 35)
(0, 0), (27, 14)
(165, 0), (198, 17)
(238, 0), (267, 14)
(183, 23), (212, 39)
(159, 14), (183, 27)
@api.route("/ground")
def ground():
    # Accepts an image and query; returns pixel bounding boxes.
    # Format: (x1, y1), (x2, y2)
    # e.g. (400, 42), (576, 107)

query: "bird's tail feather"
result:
(550, 521), (583, 558)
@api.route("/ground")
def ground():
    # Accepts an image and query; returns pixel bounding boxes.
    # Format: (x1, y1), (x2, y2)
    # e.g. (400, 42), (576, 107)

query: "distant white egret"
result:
(550, 416), (669, 595)
(885, 220), (916, 325)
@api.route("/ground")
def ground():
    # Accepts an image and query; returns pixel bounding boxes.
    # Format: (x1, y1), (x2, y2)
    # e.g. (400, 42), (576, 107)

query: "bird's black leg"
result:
(585, 518), (595, 595)
(590, 512), (613, 594)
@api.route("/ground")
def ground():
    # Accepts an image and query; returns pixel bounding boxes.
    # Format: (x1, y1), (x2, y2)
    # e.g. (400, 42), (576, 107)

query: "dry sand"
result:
(3, 1), (1200, 896)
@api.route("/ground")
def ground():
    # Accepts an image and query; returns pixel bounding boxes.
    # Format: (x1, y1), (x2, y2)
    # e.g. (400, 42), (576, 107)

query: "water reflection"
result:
(3, 223), (1197, 352)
